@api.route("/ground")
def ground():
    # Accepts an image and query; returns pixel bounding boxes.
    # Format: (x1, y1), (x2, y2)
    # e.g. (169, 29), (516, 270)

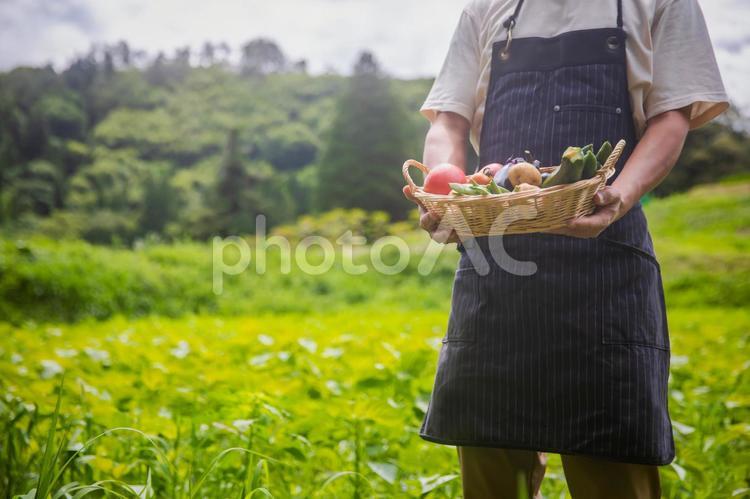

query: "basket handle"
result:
(598, 139), (626, 180)
(402, 159), (430, 193)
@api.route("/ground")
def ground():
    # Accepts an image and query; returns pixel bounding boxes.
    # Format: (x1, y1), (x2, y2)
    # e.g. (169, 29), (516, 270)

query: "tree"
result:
(215, 42), (231, 65)
(210, 129), (256, 234)
(256, 123), (319, 171)
(103, 50), (115, 78)
(200, 42), (216, 67)
(139, 171), (177, 235)
(654, 120), (750, 197)
(240, 39), (286, 76)
(315, 51), (412, 218)
(115, 40), (132, 67)
(174, 46), (191, 67)
(63, 53), (98, 94)
(145, 52), (169, 86)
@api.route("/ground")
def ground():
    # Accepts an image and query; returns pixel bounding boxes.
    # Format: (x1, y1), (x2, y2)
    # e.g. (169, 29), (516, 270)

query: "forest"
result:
(1, 38), (749, 244)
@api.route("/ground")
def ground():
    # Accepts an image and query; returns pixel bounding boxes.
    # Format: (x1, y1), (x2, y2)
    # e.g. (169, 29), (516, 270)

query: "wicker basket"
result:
(402, 139), (625, 236)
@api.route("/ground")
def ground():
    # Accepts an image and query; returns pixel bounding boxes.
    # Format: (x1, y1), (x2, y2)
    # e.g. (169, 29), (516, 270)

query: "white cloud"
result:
(0, 0), (747, 111)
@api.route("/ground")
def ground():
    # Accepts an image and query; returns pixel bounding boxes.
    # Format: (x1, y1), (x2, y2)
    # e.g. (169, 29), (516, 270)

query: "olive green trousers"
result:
(457, 446), (661, 499)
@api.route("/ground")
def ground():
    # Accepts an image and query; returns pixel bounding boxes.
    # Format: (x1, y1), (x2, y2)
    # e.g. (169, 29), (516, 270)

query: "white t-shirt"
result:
(421, 0), (729, 153)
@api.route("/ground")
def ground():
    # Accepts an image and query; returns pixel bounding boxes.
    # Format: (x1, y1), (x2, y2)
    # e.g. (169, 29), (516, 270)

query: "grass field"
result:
(1, 181), (749, 498)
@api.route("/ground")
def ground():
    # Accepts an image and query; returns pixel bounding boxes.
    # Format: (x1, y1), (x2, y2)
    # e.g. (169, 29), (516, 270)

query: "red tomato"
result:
(481, 163), (503, 178)
(468, 172), (492, 185)
(423, 163), (466, 194)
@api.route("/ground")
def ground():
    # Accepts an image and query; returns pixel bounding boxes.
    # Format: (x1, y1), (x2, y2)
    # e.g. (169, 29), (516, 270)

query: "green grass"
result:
(0, 181), (748, 497)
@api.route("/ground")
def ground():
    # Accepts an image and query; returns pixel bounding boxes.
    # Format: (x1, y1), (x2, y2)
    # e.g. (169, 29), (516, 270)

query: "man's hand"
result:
(406, 111), (470, 244)
(548, 186), (626, 238)
(549, 108), (691, 239)
(402, 185), (459, 243)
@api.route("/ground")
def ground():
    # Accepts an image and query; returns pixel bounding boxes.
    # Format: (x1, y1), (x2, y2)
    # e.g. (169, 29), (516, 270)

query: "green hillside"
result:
(0, 57), (432, 242)
(1, 50), (749, 244)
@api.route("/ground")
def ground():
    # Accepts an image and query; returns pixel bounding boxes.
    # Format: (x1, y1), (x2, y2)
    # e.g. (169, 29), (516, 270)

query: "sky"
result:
(0, 0), (748, 112)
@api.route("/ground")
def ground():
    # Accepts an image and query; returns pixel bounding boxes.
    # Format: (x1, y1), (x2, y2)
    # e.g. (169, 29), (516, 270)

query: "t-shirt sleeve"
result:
(420, 8), (480, 124)
(646, 0), (729, 129)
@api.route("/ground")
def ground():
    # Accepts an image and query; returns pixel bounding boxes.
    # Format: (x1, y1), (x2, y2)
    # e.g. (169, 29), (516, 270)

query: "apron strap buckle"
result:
(500, 23), (513, 60)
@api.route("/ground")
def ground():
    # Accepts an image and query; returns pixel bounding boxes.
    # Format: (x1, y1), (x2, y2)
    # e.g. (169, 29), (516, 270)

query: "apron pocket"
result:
(598, 237), (670, 350)
(558, 103), (622, 115)
(443, 268), (481, 343)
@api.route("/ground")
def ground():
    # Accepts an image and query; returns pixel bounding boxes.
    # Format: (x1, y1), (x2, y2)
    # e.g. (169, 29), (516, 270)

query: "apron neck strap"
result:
(503, 0), (525, 30)
(504, 0), (623, 30)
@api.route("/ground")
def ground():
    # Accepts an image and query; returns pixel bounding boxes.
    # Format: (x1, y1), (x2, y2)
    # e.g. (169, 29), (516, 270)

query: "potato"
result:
(513, 183), (542, 193)
(508, 162), (542, 187)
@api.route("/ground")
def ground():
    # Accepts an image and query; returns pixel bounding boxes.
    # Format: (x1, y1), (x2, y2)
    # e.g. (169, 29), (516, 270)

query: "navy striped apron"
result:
(419, 0), (674, 465)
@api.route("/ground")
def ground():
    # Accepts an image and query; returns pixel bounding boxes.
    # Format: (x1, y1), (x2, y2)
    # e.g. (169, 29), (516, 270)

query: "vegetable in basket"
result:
(423, 163), (466, 194)
(481, 163), (503, 177)
(468, 171), (492, 185)
(433, 140), (614, 197)
(581, 150), (599, 179)
(508, 162), (542, 187)
(596, 140), (613, 166)
(513, 183), (541, 192)
(542, 146), (585, 187)
(449, 178), (509, 196)
(494, 164), (513, 190)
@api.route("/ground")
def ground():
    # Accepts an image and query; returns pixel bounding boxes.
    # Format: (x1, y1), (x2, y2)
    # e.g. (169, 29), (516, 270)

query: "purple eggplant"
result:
(494, 164), (514, 191)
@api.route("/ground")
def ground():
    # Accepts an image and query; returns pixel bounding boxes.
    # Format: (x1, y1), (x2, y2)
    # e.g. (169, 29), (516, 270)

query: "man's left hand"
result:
(548, 186), (627, 238)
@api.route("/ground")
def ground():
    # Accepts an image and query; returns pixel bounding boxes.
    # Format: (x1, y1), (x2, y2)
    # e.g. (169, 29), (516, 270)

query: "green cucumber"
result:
(595, 141), (613, 166)
(542, 147), (584, 187)
(581, 143), (594, 154)
(581, 150), (598, 179)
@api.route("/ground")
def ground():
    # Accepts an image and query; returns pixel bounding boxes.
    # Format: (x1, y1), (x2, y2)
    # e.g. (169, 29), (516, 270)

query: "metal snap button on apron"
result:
(616, 107), (623, 114)
(607, 35), (620, 50)
(553, 105), (561, 112)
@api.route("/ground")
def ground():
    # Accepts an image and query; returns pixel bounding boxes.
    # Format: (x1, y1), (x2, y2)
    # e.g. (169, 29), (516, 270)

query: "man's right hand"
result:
(402, 185), (459, 244)
(406, 111), (470, 245)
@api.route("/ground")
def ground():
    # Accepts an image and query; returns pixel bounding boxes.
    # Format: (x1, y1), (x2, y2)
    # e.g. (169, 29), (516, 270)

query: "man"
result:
(403, 0), (728, 497)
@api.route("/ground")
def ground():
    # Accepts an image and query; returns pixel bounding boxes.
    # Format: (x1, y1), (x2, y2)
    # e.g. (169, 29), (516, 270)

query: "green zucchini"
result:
(595, 141), (613, 166)
(542, 147), (584, 187)
(581, 150), (598, 179)
(581, 143), (594, 154)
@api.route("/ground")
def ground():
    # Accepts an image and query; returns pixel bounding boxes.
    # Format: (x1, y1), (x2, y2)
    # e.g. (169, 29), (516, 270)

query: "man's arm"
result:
(422, 111), (470, 170)
(555, 108), (690, 238)
(403, 111), (471, 242)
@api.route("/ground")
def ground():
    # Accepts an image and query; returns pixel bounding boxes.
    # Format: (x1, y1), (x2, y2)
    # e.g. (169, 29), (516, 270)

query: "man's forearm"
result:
(423, 112), (471, 170)
(613, 109), (690, 213)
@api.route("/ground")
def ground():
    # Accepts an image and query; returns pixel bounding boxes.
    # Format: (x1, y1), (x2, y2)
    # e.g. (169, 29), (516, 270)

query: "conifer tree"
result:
(316, 52), (411, 218)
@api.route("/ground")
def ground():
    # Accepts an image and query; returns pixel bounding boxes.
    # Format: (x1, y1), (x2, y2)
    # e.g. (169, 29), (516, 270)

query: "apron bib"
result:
(420, 0), (674, 465)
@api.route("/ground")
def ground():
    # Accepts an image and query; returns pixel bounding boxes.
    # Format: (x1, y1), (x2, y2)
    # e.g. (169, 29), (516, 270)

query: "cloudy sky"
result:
(1, 0), (748, 111)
